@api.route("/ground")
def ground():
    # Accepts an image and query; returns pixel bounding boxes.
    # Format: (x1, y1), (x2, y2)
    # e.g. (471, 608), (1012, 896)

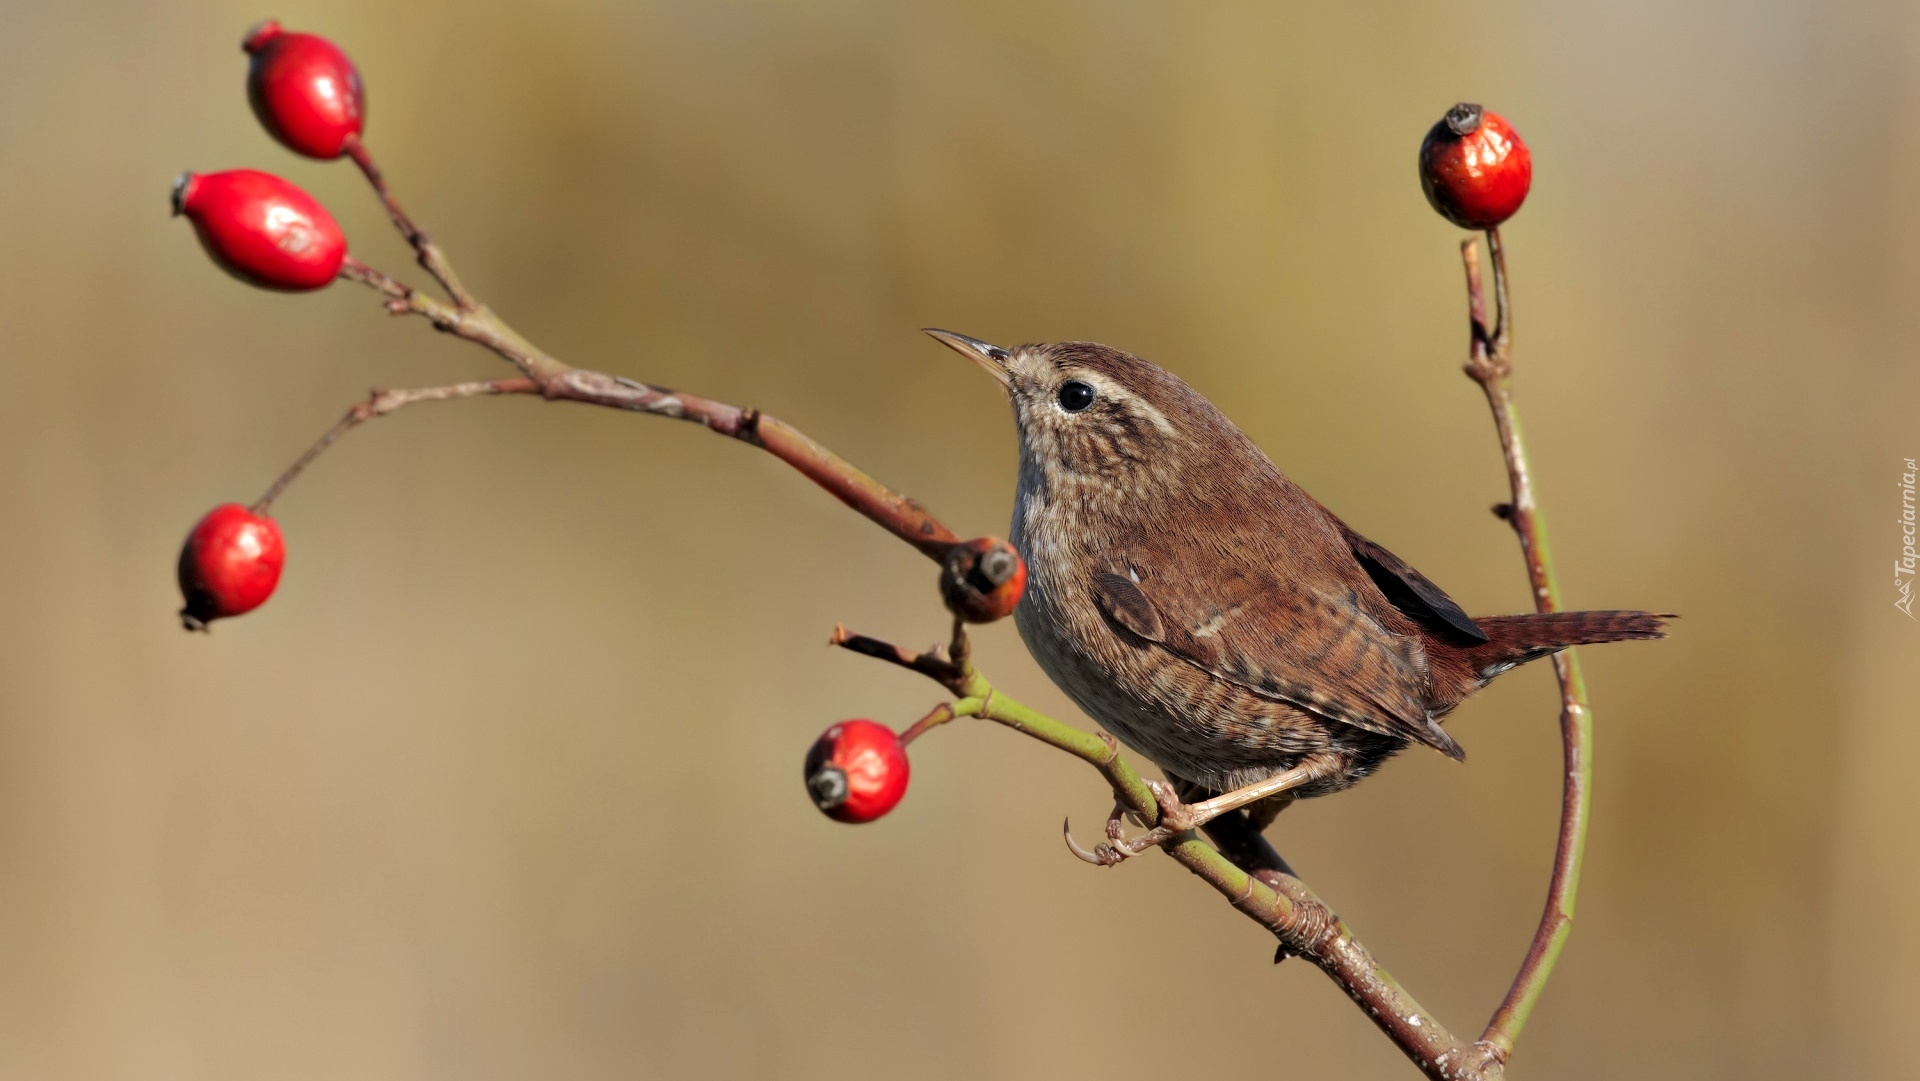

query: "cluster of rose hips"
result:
(173, 21), (366, 631)
(173, 31), (1522, 828)
(175, 17), (1029, 826)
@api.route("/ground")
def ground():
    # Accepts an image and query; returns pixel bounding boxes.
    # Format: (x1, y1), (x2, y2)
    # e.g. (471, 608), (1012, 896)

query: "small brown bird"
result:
(927, 330), (1665, 832)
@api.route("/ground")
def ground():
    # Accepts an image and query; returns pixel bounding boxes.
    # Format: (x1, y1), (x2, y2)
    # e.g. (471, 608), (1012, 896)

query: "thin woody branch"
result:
(976, 699), (1483, 1081)
(326, 151), (965, 558)
(252, 378), (536, 513)
(1462, 228), (1595, 1066)
(343, 135), (476, 310)
(329, 254), (959, 561)
(833, 626), (1486, 1080)
(1198, 811), (1488, 1079)
(828, 623), (965, 693)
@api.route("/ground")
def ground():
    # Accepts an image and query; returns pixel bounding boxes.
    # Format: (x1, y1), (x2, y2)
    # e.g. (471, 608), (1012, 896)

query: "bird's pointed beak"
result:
(923, 328), (1012, 388)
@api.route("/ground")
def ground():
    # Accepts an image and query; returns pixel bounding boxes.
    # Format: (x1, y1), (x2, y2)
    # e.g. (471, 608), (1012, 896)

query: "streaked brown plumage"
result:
(930, 332), (1666, 806)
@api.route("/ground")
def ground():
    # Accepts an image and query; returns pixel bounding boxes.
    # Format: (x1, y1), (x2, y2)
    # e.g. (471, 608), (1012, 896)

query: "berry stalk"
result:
(342, 136), (475, 310)
(251, 379), (538, 515)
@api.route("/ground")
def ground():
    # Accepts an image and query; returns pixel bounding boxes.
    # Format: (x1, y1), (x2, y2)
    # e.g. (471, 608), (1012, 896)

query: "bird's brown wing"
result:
(1091, 557), (1463, 759)
(1339, 524), (1487, 643)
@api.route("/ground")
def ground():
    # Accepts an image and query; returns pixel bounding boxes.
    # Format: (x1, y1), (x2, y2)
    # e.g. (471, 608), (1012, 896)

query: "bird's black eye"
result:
(1057, 380), (1095, 412)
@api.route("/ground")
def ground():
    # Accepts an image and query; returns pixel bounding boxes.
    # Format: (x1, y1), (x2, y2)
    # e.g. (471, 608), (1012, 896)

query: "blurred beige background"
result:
(2, 1), (1916, 1078)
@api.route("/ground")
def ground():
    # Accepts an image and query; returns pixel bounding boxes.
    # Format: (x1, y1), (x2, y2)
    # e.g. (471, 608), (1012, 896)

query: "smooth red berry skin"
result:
(1419, 104), (1532, 230)
(172, 169), (346, 291)
(243, 20), (365, 159)
(178, 504), (285, 631)
(804, 720), (909, 823)
(939, 537), (1028, 624)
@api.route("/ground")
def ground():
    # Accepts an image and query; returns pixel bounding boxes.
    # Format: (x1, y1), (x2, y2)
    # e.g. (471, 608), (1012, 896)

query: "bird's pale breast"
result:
(1012, 486), (1399, 795)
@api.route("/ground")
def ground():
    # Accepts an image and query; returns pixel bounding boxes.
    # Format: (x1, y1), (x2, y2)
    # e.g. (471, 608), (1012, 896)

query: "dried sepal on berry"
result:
(939, 537), (1027, 624)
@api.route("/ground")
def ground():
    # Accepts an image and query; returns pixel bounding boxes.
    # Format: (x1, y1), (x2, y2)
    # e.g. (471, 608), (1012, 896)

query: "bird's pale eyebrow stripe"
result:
(1061, 370), (1176, 435)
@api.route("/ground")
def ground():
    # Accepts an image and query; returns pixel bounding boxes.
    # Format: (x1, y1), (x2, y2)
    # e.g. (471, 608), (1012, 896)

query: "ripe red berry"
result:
(939, 537), (1027, 624)
(172, 169), (346, 291)
(1419, 103), (1532, 230)
(177, 503), (285, 631)
(805, 720), (909, 823)
(243, 20), (365, 159)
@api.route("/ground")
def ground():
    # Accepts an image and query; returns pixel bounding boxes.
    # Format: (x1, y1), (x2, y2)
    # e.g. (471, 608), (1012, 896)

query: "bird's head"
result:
(926, 330), (1220, 497)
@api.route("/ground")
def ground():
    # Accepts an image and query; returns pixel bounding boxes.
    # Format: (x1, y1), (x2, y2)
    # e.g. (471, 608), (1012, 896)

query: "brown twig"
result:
(327, 256), (960, 560)
(343, 135), (476, 310)
(252, 378), (536, 513)
(1195, 810), (1489, 1079)
(827, 624), (966, 693)
(1462, 228), (1595, 1067)
(321, 141), (966, 563)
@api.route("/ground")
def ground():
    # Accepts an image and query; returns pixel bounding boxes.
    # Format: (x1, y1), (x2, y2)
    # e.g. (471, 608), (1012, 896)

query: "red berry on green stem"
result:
(172, 169), (346, 291)
(178, 503), (285, 631)
(1419, 103), (1532, 229)
(939, 537), (1027, 624)
(243, 20), (365, 159)
(805, 720), (909, 823)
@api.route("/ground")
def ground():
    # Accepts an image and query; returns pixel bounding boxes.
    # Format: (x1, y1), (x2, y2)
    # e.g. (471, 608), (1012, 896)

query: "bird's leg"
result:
(1174, 758), (1337, 826)
(1246, 793), (1296, 834)
(1095, 756), (1340, 861)
(1171, 780), (1292, 832)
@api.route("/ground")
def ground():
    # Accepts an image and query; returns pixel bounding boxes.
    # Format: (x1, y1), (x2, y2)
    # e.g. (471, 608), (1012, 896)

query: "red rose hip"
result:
(939, 537), (1027, 624)
(178, 503), (285, 631)
(243, 20), (366, 159)
(805, 720), (909, 823)
(1419, 103), (1532, 230)
(173, 169), (346, 291)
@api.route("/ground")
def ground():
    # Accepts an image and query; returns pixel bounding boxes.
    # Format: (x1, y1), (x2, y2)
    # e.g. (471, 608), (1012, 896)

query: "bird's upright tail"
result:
(1420, 608), (1670, 745)
(1462, 610), (1670, 679)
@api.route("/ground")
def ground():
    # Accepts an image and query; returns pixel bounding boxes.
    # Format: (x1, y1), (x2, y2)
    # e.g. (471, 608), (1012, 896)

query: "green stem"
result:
(921, 667), (1487, 1080)
(1468, 230), (1596, 1065)
(970, 685), (1159, 823)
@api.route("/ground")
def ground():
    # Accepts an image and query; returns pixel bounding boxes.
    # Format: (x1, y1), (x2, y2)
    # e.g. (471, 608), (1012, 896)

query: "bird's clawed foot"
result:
(1063, 761), (1334, 868)
(1062, 781), (1201, 866)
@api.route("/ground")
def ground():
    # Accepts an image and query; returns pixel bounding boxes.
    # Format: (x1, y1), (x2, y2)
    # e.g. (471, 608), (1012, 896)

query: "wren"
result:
(927, 331), (1666, 826)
